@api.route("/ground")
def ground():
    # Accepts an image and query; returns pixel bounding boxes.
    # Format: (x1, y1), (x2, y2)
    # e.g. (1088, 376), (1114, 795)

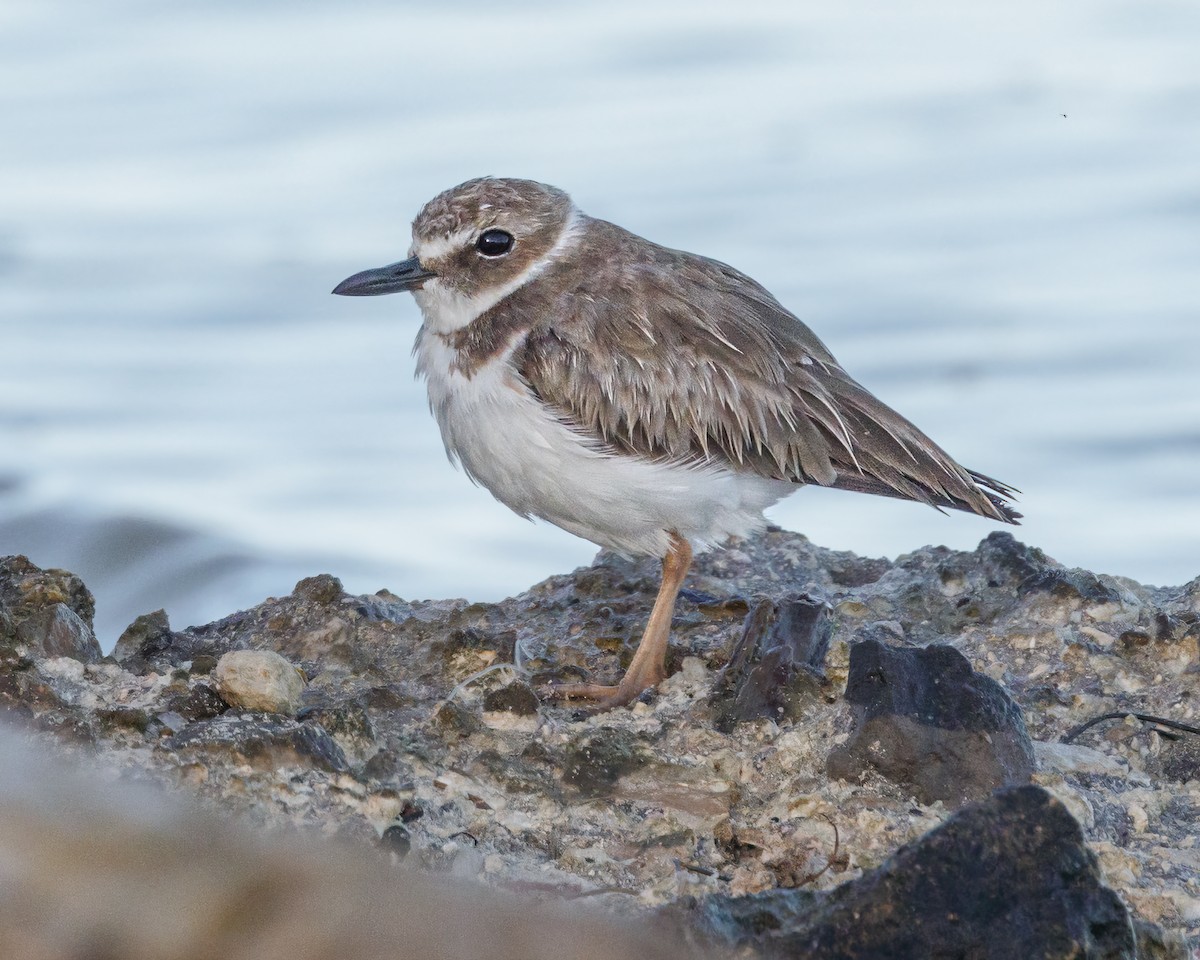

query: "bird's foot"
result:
(545, 669), (664, 711)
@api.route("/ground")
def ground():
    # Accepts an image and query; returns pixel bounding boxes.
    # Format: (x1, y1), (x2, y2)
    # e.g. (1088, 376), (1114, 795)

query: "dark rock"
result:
(360, 748), (414, 787)
(163, 682), (228, 722)
(296, 698), (378, 765)
(399, 800), (423, 823)
(113, 609), (173, 663)
(380, 822), (411, 859)
(827, 638), (1035, 807)
(0, 555), (96, 637)
(1019, 568), (1124, 606)
(561, 727), (647, 797)
(712, 596), (832, 731)
(433, 699), (481, 737)
(292, 574), (344, 604)
(95, 706), (152, 734)
(974, 531), (1055, 588)
(482, 681), (540, 716)
(676, 786), (1137, 960)
(1154, 735), (1200, 785)
(189, 655), (218, 675)
(162, 715), (350, 774)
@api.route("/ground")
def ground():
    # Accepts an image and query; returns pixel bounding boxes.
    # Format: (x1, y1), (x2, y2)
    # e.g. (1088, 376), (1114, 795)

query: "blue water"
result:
(3, 0), (1199, 644)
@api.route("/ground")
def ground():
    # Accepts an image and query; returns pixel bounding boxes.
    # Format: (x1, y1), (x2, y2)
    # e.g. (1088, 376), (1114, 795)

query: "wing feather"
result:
(510, 219), (1019, 524)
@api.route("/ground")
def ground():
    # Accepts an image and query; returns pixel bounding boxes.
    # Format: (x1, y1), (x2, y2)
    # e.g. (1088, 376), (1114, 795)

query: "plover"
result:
(333, 177), (1018, 708)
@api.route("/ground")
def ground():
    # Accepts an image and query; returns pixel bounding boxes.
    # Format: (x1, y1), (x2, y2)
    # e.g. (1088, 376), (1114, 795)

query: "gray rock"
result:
(827, 638), (1035, 807)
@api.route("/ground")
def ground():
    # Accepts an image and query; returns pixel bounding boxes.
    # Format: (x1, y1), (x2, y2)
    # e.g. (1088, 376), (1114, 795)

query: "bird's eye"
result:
(475, 229), (514, 258)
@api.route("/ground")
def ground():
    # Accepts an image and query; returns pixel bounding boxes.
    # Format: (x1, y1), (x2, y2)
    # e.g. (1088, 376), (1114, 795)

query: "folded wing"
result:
(514, 223), (1019, 524)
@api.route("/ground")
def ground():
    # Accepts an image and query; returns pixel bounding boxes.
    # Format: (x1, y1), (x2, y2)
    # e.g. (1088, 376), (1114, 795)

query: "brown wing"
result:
(513, 219), (1019, 524)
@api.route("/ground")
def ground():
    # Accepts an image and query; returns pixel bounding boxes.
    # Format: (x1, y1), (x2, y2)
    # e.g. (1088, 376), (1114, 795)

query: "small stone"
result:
(296, 699), (378, 765)
(165, 682), (228, 722)
(434, 700), (481, 737)
(212, 650), (305, 714)
(1154, 735), (1200, 784)
(380, 823), (412, 859)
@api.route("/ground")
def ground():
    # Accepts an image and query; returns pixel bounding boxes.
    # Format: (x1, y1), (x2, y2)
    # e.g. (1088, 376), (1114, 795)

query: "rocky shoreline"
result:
(1, 531), (1197, 957)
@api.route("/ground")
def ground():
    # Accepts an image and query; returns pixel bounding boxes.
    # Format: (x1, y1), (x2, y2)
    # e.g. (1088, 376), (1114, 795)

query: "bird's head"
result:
(332, 177), (577, 332)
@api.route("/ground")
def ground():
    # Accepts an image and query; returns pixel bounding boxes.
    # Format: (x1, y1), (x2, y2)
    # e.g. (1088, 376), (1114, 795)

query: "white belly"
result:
(414, 330), (797, 558)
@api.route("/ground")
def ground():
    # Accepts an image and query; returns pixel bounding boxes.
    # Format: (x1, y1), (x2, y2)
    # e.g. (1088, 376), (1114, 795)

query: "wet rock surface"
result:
(1, 531), (1197, 956)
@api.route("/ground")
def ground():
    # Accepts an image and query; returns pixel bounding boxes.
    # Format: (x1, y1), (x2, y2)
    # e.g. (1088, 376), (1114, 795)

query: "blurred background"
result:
(2, 0), (1198, 646)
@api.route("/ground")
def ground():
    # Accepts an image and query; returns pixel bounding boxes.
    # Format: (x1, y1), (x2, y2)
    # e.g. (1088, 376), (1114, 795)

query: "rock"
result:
(712, 595), (832, 731)
(827, 638), (1035, 807)
(676, 786), (1139, 959)
(482, 681), (541, 732)
(292, 573), (345, 605)
(0, 729), (680, 960)
(15, 603), (101, 662)
(112, 608), (173, 663)
(482, 681), (540, 717)
(380, 822), (412, 858)
(561, 728), (648, 797)
(163, 714), (350, 774)
(0, 555), (96, 633)
(1, 555), (100, 661)
(212, 649), (305, 714)
(163, 682), (228, 722)
(0, 535), (1193, 951)
(296, 698), (379, 766)
(1153, 735), (1200, 785)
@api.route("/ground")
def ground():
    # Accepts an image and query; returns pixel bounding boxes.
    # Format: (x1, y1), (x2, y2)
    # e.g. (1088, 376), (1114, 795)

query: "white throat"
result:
(411, 209), (583, 335)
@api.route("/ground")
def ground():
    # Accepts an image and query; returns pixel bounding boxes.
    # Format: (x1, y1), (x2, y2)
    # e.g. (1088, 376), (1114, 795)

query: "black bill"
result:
(332, 256), (437, 296)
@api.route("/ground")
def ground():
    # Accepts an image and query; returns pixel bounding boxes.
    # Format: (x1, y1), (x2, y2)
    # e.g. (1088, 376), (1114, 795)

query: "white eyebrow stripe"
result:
(413, 228), (476, 262)
(410, 207), (584, 334)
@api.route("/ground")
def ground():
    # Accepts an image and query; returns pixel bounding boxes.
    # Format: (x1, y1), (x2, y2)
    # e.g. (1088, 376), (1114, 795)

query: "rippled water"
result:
(3, 0), (1198, 644)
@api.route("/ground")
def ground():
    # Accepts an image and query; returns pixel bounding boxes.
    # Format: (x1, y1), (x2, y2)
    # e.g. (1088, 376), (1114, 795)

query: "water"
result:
(3, 0), (1198, 645)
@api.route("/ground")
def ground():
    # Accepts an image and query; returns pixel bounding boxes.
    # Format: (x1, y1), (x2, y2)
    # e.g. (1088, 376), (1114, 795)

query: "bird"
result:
(333, 177), (1018, 709)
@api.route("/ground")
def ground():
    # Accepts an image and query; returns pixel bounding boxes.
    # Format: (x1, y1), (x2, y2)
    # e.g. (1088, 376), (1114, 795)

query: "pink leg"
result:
(552, 534), (693, 710)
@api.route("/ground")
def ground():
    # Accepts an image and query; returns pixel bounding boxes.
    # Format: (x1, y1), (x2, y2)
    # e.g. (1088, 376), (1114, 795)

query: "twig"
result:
(674, 859), (733, 882)
(797, 815), (840, 887)
(1062, 712), (1200, 744)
